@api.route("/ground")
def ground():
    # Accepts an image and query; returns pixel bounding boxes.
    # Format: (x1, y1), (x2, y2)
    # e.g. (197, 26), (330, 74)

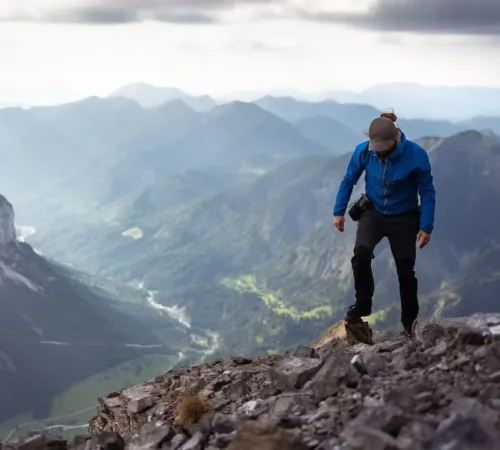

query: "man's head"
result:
(368, 113), (400, 156)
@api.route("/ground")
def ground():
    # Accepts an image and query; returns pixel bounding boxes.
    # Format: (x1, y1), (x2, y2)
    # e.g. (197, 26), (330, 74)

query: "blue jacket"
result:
(333, 131), (436, 233)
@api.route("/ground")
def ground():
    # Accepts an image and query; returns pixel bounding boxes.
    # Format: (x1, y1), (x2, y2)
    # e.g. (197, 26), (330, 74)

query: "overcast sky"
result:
(1, 0), (499, 105)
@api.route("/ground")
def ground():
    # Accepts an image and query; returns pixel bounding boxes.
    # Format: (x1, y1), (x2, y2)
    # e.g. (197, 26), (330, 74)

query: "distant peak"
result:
(155, 98), (197, 115)
(213, 100), (263, 115)
(0, 194), (16, 246)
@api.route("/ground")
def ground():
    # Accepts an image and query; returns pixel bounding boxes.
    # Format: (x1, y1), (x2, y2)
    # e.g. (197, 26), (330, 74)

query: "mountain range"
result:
(110, 82), (500, 121)
(3, 90), (500, 218)
(24, 127), (500, 358)
(2, 87), (500, 437)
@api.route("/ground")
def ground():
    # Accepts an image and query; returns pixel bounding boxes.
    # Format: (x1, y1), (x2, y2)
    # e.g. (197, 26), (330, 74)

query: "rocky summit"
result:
(5, 314), (500, 450)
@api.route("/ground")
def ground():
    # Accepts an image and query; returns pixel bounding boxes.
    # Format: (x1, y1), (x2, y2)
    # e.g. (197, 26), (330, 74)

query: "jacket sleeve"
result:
(333, 147), (365, 216)
(416, 150), (436, 233)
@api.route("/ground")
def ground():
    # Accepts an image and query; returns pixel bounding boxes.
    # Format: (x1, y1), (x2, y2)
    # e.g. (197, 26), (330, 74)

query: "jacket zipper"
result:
(381, 159), (389, 214)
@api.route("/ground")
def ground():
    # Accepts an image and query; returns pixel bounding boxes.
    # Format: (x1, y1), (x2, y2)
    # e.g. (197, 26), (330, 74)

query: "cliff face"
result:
(0, 194), (17, 246)
(0, 194), (183, 425)
(6, 314), (500, 450)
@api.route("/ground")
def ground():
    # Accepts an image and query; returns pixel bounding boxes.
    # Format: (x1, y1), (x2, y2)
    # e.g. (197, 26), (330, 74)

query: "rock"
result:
(312, 319), (374, 349)
(375, 341), (404, 353)
(272, 357), (323, 390)
(231, 357), (253, 365)
(291, 346), (319, 359)
(269, 393), (314, 418)
(178, 432), (205, 450)
(227, 421), (307, 450)
(414, 317), (465, 347)
(397, 420), (435, 449)
(427, 339), (448, 357)
(342, 427), (401, 450)
(127, 396), (157, 413)
(213, 431), (237, 447)
(13, 315), (500, 450)
(168, 434), (187, 450)
(97, 432), (125, 450)
(309, 344), (359, 400)
(343, 405), (409, 439)
(236, 400), (267, 419)
(212, 413), (237, 434)
(360, 348), (387, 376)
(423, 415), (500, 449)
(466, 314), (500, 341)
(350, 354), (367, 375)
(456, 325), (487, 346)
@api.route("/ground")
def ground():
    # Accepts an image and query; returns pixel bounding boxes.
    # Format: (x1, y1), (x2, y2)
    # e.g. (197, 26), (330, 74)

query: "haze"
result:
(1, 0), (499, 116)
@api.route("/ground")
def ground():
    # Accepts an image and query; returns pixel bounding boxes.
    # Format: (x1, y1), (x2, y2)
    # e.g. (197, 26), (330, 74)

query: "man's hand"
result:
(333, 216), (345, 232)
(417, 230), (431, 249)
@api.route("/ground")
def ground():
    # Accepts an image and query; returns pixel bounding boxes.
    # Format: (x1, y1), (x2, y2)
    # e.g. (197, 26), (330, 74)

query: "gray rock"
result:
(126, 425), (173, 450)
(127, 396), (157, 414)
(291, 346), (319, 359)
(13, 316), (500, 450)
(270, 393), (315, 418)
(213, 431), (237, 447)
(344, 405), (408, 438)
(236, 399), (268, 419)
(212, 413), (237, 434)
(168, 434), (187, 450)
(315, 438), (342, 450)
(178, 432), (205, 450)
(228, 421), (308, 450)
(272, 357), (324, 390)
(350, 354), (367, 375)
(427, 339), (448, 357)
(343, 427), (401, 450)
(360, 349), (387, 376)
(309, 346), (359, 400)
(97, 432), (125, 450)
(423, 415), (500, 450)
(397, 420), (435, 449)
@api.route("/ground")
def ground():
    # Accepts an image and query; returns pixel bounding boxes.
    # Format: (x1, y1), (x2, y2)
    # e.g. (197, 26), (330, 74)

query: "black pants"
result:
(351, 208), (419, 328)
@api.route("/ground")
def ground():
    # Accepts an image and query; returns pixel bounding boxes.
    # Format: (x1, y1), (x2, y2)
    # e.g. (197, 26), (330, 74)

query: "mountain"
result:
(110, 82), (217, 111)
(0, 194), (219, 431)
(254, 96), (471, 140)
(461, 116), (500, 136)
(293, 115), (364, 155)
(254, 96), (380, 134)
(0, 97), (331, 222)
(1, 92), (487, 223)
(27, 130), (500, 361)
(326, 82), (500, 120)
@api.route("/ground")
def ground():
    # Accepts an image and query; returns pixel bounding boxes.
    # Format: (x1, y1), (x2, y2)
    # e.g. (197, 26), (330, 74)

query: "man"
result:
(332, 112), (436, 336)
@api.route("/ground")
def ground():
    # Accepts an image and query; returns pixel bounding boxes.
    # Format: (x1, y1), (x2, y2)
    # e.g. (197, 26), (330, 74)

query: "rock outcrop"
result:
(0, 194), (17, 247)
(5, 314), (500, 450)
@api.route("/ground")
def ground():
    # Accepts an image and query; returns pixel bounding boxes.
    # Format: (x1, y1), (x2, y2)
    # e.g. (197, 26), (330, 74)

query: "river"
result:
(3, 226), (220, 443)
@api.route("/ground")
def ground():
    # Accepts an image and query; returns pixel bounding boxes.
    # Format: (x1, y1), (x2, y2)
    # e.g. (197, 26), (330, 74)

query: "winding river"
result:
(4, 226), (220, 443)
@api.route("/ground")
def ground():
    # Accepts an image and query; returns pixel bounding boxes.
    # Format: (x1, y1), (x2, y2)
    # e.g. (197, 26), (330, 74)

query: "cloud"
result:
(0, 0), (280, 24)
(299, 0), (500, 35)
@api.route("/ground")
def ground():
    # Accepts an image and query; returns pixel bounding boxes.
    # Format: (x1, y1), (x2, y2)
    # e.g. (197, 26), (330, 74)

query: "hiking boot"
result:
(344, 303), (371, 323)
(403, 323), (415, 338)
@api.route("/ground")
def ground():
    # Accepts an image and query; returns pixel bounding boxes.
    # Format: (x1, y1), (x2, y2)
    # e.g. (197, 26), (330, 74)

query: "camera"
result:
(348, 194), (372, 222)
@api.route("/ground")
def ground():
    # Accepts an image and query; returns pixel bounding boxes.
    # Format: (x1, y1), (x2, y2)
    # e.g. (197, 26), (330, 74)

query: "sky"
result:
(0, 0), (499, 105)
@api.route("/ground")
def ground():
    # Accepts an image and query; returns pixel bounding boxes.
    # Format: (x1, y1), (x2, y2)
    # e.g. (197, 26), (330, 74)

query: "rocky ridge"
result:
(0, 194), (17, 247)
(5, 314), (500, 450)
